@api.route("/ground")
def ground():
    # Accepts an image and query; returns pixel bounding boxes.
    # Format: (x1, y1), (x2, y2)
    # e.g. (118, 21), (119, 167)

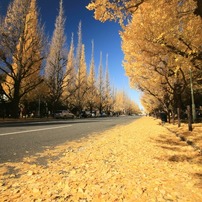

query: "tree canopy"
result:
(0, 0), (140, 118)
(87, 0), (202, 116)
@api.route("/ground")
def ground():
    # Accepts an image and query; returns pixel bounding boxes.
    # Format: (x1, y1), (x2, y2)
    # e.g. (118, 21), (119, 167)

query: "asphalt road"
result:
(0, 116), (139, 164)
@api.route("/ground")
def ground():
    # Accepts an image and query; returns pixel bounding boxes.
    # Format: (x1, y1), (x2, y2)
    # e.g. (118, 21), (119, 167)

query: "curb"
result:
(0, 118), (55, 127)
(165, 126), (202, 155)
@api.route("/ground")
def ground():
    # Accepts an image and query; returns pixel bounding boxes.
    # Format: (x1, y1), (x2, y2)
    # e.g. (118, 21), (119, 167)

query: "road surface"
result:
(0, 116), (139, 163)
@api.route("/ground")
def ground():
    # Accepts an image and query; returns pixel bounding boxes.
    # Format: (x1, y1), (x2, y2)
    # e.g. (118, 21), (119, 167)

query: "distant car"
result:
(79, 111), (93, 118)
(54, 110), (75, 119)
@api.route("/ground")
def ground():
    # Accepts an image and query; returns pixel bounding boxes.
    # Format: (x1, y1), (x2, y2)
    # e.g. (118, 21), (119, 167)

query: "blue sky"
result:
(0, 0), (143, 109)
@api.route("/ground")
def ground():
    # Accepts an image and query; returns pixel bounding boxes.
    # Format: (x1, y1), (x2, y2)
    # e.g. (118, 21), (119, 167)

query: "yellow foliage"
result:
(2, 0), (42, 99)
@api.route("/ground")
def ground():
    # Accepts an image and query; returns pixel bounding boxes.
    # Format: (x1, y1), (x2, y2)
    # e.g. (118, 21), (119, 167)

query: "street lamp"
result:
(189, 67), (196, 122)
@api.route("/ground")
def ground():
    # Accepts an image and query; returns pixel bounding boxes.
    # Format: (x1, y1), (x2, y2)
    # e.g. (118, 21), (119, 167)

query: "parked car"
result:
(79, 110), (95, 118)
(54, 110), (75, 119)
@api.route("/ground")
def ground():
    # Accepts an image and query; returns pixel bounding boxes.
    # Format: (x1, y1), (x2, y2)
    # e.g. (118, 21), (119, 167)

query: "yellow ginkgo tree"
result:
(87, 0), (202, 116)
(0, 0), (44, 118)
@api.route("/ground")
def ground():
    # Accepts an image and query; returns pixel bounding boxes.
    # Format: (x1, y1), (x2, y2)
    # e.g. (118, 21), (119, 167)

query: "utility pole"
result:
(190, 67), (196, 122)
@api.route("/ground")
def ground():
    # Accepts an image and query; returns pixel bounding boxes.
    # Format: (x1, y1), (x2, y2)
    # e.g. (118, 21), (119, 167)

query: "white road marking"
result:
(0, 125), (72, 136)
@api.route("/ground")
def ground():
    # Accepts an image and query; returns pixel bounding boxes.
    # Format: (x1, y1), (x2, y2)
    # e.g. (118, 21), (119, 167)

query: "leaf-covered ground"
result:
(0, 117), (201, 201)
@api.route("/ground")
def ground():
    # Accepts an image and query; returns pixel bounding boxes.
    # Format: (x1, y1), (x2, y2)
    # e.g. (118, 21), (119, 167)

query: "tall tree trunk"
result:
(11, 80), (21, 118)
(168, 111), (171, 123)
(187, 105), (192, 131)
(11, 98), (20, 118)
(177, 108), (181, 127)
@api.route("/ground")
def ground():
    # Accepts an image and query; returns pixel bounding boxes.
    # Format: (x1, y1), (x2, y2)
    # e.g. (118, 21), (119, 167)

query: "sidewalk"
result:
(0, 117), (201, 201)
